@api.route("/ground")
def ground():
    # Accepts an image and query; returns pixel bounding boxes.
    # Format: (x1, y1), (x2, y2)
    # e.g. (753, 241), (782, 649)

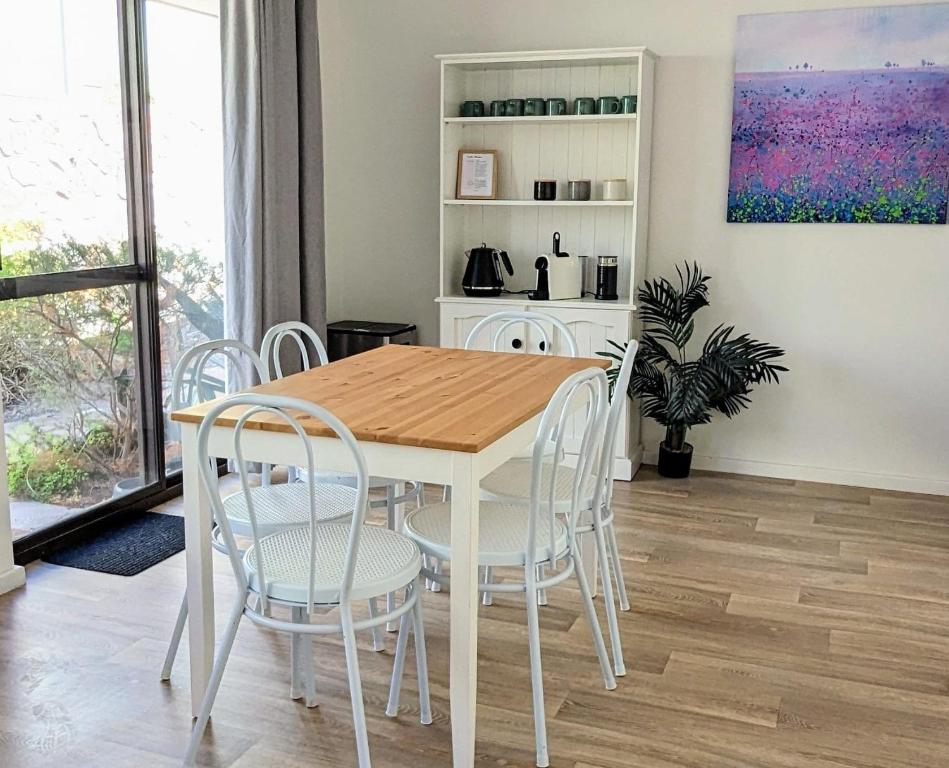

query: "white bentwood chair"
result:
(161, 339), (361, 680)
(182, 394), (431, 768)
(480, 339), (639, 676)
(260, 320), (426, 628)
(402, 367), (615, 768)
(454, 310), (580, 603)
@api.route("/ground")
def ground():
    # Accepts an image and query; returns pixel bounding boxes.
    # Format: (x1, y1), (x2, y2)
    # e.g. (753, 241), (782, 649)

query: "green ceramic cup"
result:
(572, 97), (597, 115)
(460, 100), (485, 117)
(505, 98), (525, 116)
(597, 96), (621, 115)
(621, 94), (638, 114)
(489, 100), (506, 116)
(545, 98), (567, 116)
(524, 97), (546, 116)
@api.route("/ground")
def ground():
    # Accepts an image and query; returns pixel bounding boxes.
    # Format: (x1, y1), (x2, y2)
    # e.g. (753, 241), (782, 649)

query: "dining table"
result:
(170, 343), (610, 767)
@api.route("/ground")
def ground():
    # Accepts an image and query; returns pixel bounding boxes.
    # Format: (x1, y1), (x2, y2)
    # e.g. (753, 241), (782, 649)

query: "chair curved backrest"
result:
(527, 367), (607, 565)
(464, 310), (579, 357)
(594, 340), (639, 514)
(170, 338), (269, 410)
(260, 321), (329, 380)
(197, 393), (370, 614)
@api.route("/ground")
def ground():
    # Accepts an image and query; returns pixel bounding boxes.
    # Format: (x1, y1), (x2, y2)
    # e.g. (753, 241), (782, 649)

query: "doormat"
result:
(43, 512), (185, 576)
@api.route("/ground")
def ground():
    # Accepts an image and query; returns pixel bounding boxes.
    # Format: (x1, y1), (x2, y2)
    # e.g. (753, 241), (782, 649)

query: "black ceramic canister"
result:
(533, 179), (557, 201)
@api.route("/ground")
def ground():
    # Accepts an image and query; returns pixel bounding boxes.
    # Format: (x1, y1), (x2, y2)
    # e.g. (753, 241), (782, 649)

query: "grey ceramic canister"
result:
(568, 179), (591, 201)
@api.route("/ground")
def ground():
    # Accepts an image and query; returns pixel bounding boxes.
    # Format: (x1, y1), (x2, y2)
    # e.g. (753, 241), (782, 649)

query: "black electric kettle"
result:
(462, 243), (514, 297)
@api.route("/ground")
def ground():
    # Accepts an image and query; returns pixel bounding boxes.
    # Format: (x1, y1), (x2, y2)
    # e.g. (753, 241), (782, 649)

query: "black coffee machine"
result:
(462, 243), (514, 297)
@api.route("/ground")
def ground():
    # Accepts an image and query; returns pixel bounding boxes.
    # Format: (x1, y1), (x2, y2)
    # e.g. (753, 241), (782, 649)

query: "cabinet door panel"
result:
(440, 302), (511, 349)
(439, 302), (529, 352)
(522, 312), (579, 357)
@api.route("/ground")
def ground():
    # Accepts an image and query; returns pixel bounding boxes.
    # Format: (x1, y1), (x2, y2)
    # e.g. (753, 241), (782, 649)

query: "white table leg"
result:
(181, 422), (214, 716)
(449, 452), (479, 768)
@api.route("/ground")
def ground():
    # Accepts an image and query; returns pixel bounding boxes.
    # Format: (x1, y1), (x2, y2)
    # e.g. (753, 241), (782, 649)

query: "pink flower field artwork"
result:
(727, 4), (949, 224)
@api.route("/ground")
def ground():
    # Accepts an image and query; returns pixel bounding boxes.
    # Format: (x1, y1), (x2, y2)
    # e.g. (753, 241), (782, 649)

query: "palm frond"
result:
(629, 356), (670, 426)
(677, 261), (711, 321)
(636, 261), (711, 351)
(638, 334), (677, 368)
(699, 325), (787, 418)
(636, 276), (690, 348)
(664, 360), (717, 428)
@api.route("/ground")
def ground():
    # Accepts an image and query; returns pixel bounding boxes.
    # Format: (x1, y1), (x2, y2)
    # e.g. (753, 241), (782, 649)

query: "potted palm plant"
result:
(600, 262), (788, 478)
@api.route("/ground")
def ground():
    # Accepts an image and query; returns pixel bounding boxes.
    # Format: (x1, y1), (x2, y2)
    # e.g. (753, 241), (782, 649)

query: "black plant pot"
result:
(657, 441), (693, 478)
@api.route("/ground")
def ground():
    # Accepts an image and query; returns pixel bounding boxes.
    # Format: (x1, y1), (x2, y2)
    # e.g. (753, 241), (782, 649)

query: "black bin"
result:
(326, 321), (417, 362)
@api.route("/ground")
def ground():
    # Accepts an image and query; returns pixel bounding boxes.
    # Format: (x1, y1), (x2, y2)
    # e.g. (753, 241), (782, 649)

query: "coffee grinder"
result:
(595, 255), (619, 300)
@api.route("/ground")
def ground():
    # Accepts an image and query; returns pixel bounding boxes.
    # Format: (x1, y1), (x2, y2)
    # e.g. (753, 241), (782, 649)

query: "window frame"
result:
(5, 0), (195, 564)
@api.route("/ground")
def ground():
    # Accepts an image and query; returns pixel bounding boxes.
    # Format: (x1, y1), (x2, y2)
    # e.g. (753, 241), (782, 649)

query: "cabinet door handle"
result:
(511, 338), (522, 349)
(538, 340), (547, 352)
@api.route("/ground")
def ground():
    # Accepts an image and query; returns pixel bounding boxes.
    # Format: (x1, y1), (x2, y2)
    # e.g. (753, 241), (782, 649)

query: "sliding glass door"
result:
(0, 0), (223, 559)
(145, 0), (225, 475)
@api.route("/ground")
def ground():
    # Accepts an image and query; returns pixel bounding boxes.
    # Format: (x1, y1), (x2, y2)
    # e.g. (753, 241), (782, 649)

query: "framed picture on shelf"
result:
(456, 149), (498, 200)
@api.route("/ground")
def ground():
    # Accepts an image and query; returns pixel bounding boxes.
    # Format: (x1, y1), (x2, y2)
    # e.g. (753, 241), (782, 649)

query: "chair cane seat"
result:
(222, 482), (359, 537)
(244, 524), (422, 604)
(300, 470), (419, 490)
(479, 458), (596, 509)
(403, 502), (568, 567)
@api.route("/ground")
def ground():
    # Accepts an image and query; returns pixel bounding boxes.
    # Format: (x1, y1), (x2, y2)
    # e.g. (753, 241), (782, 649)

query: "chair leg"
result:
(182, 593), (245, 767)
(411, 583), (432, 725)
(525, 575), (549, 768)
(386, 484), (401, 632)
(160, 590), (188, 681)
(297, 610), (319, 708)
(481, 566), (493, 606)
(416, 481), (426, 508)
(290, 606), (304, 701)
(430, 558), (442, 593)
(573, 545), (617, 692)
(422, 554), (433, 591)
(341, 606), (372, 768)
(536, 564), (548, 606)
(606, 521), (630, 612)
(385, 607), (411, 717)
(367, 597), (386, 652)
(594, 522), (626, 677)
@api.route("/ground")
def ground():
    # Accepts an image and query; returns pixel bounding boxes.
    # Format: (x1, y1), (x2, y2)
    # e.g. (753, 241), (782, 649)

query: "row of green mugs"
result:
(460, 95), (637, 118)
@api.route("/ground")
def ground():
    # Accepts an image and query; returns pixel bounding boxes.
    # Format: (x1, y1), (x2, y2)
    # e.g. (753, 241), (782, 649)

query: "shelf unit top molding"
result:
(435, 294), (637, 312)
(435, 46), (655, 69)
(443, 199), (635, 208)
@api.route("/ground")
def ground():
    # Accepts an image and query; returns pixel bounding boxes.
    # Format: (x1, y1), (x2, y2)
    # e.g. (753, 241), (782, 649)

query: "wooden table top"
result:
(170, 344), (610, 453)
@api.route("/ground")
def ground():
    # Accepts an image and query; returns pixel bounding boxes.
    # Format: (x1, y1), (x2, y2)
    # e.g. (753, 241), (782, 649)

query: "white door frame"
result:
(0, 401), (26, 594)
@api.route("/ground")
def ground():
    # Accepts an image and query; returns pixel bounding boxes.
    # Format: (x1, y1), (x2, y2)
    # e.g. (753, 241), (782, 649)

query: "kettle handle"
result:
(498, 250), (514, 276)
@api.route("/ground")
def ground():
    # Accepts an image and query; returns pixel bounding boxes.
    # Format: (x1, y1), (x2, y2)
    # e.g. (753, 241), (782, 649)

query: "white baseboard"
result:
(0, 565), (25, 595)
(613, 444), (643, 482)
(642, 450), (949, 496)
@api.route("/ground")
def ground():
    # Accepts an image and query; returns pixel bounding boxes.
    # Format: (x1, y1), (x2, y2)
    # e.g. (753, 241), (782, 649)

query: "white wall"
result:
(319, 0), (949, 495)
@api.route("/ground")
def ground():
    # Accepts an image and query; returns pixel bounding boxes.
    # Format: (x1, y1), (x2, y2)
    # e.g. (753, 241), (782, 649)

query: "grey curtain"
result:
(221, 0), (325, 378)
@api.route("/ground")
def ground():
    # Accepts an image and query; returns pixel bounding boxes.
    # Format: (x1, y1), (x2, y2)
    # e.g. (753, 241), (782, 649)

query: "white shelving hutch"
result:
(435, 47), (656, 480)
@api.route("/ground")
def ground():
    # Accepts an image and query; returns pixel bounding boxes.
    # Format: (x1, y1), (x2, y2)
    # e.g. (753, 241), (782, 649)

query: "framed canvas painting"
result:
(727, 3), (949, 223)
